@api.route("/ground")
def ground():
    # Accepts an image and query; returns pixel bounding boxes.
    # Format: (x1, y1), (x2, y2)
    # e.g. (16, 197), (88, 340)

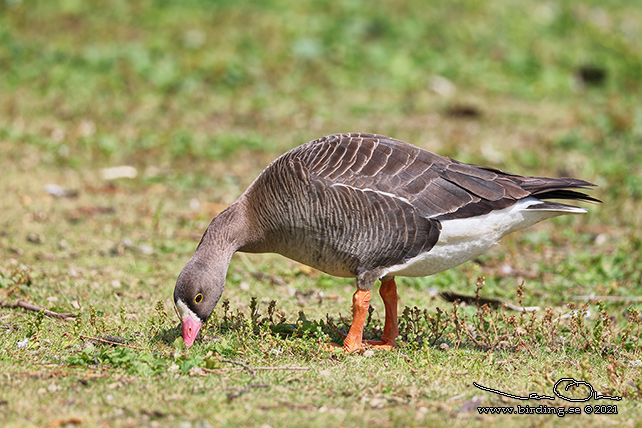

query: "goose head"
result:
(173, 201), (255, 347)
(173, 257), (227, 347)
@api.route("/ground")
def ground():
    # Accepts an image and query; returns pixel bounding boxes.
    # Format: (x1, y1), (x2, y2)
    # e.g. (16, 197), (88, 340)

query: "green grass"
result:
(1, 0), (642, 426)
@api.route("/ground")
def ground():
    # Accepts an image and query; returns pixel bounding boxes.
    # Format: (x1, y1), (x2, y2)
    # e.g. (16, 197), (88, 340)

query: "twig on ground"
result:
(0, 300), (77, 320)
(252, 366), (310, 371)
(221, 358), (257, 377)
(439, 292), (540, 312)
(203, 366), (310, 373)
(79, 334), (144, 350)
(217, 359), (293, 402)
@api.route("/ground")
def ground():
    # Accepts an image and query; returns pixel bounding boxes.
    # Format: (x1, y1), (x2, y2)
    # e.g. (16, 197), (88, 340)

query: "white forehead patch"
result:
(175, 298), (200, 322)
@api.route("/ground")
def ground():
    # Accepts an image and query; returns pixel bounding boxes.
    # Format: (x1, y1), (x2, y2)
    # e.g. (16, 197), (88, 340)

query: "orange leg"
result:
(365, 278), (399, 349)
(343, 289), (371, 353)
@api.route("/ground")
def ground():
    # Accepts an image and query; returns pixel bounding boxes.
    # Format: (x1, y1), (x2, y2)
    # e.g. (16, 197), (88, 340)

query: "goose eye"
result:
(194, 293), (203, 304)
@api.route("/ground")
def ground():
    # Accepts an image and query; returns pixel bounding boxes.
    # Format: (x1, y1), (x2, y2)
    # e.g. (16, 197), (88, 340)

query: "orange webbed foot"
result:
(343, 337), (366, 354)
(331, 279), (401, 353)
(324, 339), (364, 354)
(364, 339), (397, 350)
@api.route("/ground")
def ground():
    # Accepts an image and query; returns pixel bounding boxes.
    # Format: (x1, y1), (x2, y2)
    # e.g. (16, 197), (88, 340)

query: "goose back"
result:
(238, 133), (596, 287)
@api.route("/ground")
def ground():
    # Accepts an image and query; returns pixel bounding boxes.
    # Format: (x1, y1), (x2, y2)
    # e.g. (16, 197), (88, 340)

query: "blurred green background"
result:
(2, 0), (641, 213)
(1, 1), (642, 426)
(3, 1), (642, 223)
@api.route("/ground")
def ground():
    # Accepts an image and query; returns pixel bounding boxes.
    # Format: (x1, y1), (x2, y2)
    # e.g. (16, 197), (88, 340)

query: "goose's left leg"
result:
(365, 277), (399, 349)
(342, 289), (371, 353)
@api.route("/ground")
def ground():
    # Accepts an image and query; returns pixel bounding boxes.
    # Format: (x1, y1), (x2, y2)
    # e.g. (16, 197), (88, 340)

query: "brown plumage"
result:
(174, 133), (599, 351)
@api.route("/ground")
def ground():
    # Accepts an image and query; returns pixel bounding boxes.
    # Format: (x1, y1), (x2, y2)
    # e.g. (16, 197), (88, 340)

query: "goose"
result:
(174, 133), (599, 352)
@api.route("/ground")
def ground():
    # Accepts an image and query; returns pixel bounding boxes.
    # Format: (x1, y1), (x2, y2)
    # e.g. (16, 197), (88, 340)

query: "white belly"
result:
(383, 198), (576, 278)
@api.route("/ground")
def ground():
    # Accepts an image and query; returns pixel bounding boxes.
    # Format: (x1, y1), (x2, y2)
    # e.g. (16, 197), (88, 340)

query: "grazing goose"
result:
(174, 133), (599, 351)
